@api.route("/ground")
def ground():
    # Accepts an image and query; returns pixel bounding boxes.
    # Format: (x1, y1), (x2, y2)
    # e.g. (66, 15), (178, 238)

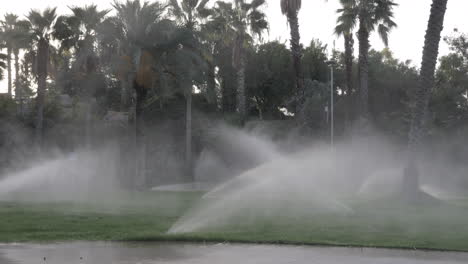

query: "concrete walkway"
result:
(0, 242), (467, 264)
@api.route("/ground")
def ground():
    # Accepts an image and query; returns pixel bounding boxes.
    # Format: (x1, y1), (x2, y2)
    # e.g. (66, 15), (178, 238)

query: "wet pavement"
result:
(0, 242), (467, 264)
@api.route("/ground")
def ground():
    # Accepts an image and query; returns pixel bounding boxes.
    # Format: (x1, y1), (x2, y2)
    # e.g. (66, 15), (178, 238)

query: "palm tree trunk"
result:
(85, 97), (93, 148)
(287, 11), (303, 112)
(221, 72), (236, 113)
(358, 20), (370, 121)
(236, 55), (246, 126)
(128, 49), (140, 189)
(35, 39), (49, 148)
(7, 47), (12, 97)
(127, 70), (139, 188)
(344, 33), (354, 127)
(405, 0), (448, 198)
(185, 86), (193, 182)
(14, 49), (22, 116)
(134, 78), (148, 188)
(233, 32), (247, 125)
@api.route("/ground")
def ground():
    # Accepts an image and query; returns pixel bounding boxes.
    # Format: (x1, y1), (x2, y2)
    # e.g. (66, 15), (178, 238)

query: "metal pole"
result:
(330, 66), (334, 149)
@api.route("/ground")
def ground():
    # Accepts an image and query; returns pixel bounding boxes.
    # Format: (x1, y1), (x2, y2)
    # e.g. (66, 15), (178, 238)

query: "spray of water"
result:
(0, 121), (465, 232)
(0, 145), (121, 202)
(168, 132), (405, 234)
(169, 122), (468, 234)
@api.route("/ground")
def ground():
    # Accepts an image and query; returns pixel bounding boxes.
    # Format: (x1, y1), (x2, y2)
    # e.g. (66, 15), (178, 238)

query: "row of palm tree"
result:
(1, 0), (399, 134)
(0, 0), (268, 140)
(334, 0), (397, 123)
(0, 0), (451, 193)
(279, 0), (398, 125)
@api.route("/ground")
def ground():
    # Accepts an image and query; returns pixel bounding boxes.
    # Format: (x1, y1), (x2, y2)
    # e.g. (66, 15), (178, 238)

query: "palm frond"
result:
(280, 0), (301, 15)
(248, 9), (268, 37)
(27, 7), (57, 38)
(169, 0), (187, 22)
(377, 24), (389, 46)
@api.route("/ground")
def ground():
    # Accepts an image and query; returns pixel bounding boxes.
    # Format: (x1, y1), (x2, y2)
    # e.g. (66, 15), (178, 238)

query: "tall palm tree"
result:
(26, 8), (58, 147)
(231, 0), (268, 125)
(335, 7), (355, 126)
(336, 0), (397, 121)
(112, 0), (166, 113)
(169, 0), (212, 181)
(1, 14), (19, 97)
(111, 0), (167, 188)
(404, 0), (449, 199)
(11, 20), (31, 116)
(54, 5), (110, 146)
(281, 0), (303, 112)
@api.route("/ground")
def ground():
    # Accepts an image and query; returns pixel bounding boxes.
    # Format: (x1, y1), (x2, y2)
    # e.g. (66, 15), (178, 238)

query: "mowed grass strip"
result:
(1, 192), (468, 252)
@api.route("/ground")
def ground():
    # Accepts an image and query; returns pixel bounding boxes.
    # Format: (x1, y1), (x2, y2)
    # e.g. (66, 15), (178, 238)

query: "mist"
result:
(1, 117), (466, 233)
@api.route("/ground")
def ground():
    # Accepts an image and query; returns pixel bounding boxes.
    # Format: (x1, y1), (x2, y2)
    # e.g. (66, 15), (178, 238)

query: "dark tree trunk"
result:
(287, 10), (304, 112)
(358, 19), (370, 121)
(125, 70), (137, 189)
(134, 79), (148, 188)
(7, 47), (12, 97)
(185, 87), (193, 182)
(84, 97), (93, 148)
(221, 73), (236, 113)
(35, 38), (49, 148)
(14, 49), (22, 116)
(344, 33), (354, 127)
(236, 56), (246, 126)
(233, 33), (247, 126)
(405, 0), (448, 199)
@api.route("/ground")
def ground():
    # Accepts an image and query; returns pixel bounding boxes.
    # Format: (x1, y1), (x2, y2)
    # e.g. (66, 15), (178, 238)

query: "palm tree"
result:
(54, 5), (110, 57)
(335, 6), (355, 126)
(112, 0), (166, 113)
(111, 0), (167, 188)
(230, 0), (268, 125)
(404, 0), (449, 200)
(54, 5), (110, 146)
(11, 20), (31, 116)
(1, 14), (19, 97)
(281, 0), (303, 112)
(26, 8), (58, 147)
(169, 0), (212, 181)
(336, 0), (397, 121)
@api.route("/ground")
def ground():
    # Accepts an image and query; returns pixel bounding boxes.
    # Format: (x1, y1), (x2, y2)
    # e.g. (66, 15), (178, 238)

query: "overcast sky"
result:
(1, 0), (467, 92)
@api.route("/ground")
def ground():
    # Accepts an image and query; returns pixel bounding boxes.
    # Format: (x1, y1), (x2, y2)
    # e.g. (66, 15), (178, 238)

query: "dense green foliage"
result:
(0, 0), (465, 147)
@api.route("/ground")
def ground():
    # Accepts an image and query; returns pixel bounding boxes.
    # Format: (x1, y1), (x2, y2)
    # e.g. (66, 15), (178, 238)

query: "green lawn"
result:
(1, 191), (468, 252)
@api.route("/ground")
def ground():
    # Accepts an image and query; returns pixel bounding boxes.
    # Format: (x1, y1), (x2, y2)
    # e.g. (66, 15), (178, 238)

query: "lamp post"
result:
(326, 60), (337, 149)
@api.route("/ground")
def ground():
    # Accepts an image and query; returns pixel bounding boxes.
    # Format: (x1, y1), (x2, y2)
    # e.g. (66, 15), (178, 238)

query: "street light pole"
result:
(326, 60), (336, 149)
(330, 65), (334, 149)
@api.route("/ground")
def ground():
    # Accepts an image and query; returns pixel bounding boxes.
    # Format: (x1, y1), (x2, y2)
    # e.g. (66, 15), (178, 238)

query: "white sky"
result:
(1, 0), (467, 92)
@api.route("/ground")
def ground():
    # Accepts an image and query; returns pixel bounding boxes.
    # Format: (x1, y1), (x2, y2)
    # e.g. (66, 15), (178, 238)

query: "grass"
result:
(0, 191), (200, 242)
(1, 192), (468, 252)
